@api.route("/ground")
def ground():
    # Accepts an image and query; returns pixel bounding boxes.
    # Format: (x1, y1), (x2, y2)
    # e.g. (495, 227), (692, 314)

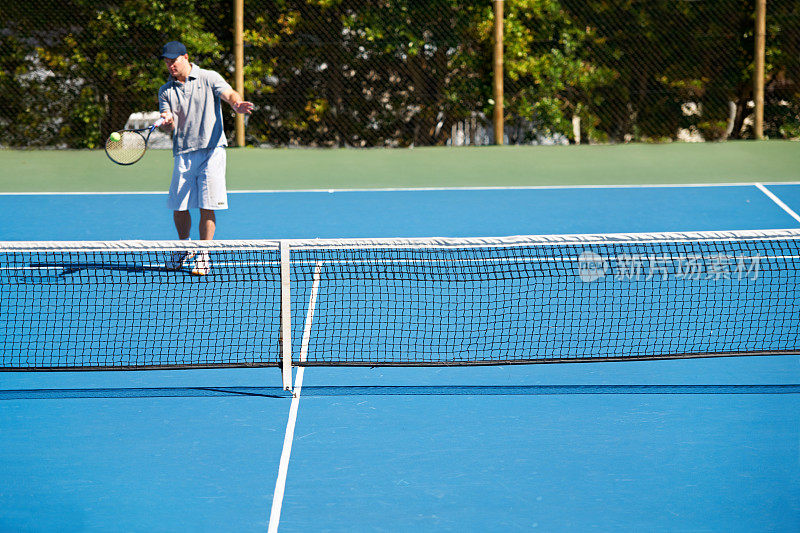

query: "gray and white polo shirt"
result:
(158, 64), (233, 156)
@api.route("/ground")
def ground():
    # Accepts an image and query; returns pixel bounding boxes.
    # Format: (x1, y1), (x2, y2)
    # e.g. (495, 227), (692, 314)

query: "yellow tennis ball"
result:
(109, 132), (121, 142)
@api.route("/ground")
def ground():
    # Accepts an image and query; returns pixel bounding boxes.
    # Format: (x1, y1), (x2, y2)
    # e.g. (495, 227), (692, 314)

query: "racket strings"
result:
(105, 131), (146, 165)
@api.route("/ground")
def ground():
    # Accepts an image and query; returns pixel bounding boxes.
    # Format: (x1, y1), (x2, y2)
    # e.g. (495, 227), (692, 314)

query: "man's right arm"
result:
(158, 88), (174, 131)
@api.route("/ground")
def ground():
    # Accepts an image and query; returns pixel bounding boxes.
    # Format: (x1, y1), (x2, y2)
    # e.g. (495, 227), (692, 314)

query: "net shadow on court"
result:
(3, 384), (800, 400)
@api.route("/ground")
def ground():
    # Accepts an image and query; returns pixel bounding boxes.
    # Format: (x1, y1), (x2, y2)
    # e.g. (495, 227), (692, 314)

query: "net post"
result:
(280, 241), (292, 391)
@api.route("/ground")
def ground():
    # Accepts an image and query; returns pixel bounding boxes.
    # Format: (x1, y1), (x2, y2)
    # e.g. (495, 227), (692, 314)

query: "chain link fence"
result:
(2, 0), (798, 148)
(558, 0), (799, 143)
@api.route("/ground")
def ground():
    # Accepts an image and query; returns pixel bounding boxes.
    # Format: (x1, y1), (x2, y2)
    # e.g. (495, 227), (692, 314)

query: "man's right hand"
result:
(160, 111), (174, 131)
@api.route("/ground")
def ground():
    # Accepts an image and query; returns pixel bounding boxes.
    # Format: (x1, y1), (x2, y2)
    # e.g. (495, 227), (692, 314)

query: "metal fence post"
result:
(754, 0), (767, 140)
(234, 0), (246, 147)
(493, 0), (504, 146)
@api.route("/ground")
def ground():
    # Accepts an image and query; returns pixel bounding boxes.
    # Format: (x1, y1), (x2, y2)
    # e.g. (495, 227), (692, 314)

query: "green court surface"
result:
(1, 140), (798, 193)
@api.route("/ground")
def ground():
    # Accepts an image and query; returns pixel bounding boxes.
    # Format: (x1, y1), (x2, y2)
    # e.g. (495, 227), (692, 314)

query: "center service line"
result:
(268, 262), (322, 532)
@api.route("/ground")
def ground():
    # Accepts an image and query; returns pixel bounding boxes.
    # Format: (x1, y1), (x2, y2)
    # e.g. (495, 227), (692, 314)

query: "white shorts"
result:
(168, 147), (228, 211)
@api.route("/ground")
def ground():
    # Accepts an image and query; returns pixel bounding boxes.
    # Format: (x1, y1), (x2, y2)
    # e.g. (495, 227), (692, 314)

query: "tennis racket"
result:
(105, 117), (165, 165)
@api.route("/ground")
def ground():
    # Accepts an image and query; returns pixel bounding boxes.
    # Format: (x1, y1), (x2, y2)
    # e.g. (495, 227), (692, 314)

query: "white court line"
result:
(755, 183), (800, 224)
(0, 191), (168, 195)
(2, 181), (800, 195)
(229, 181), (800, 194)
(268, 262), (322, 533)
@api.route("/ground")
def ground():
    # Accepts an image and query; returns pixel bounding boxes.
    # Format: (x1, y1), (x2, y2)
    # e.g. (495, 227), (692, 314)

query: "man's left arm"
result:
(221, 89), (254, 114)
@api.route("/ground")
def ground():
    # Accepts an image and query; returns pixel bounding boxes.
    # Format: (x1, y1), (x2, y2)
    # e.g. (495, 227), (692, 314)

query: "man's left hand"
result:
(233, 101), (254, 114)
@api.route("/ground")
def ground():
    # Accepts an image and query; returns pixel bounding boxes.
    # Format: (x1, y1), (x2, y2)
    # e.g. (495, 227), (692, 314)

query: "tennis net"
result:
(1, 229), (799, 390)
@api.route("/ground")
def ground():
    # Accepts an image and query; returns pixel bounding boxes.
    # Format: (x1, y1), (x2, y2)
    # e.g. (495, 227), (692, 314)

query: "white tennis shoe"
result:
(191, 251), (211, 276)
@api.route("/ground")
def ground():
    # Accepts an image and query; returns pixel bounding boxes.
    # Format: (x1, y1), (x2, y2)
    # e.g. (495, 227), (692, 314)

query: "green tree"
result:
(497, 0), (615, 143)
(562, 0), (761, 141)
(3, 0), (795, 147)
(241, 0), (611, 146)
(1, 0), (227, 148)
(764, 0), (800, 139)
(243, 0), (489, 147)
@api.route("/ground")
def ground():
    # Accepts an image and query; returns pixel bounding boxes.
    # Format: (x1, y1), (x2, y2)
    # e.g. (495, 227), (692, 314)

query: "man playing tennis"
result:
(158, 41), (253, 275)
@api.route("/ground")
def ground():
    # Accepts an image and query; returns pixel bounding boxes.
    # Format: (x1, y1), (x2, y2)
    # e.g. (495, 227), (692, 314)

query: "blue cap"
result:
(161, 41), (187, 59)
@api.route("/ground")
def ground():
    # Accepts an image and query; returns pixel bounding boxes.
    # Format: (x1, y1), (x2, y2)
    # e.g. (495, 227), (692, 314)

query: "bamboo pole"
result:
(754, 0), (766, 140)
(234, 0), (245, 147)
(492, 0), (504, 145)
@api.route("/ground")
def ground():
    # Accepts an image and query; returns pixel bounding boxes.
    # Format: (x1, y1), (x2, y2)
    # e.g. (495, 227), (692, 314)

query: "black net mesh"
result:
(2, 231), (798, 371)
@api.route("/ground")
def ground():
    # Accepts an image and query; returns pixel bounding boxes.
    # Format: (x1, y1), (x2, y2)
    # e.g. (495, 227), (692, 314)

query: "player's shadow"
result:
(6, 262), (195, 283)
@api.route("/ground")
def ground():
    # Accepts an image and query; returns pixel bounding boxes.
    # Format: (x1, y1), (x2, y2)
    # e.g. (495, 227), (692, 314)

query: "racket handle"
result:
(152, 117), (166, 128)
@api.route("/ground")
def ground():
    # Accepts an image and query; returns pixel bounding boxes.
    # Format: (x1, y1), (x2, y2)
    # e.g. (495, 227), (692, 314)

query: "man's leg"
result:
(190, 209), (215, 275)
(173, 210), (191, 239)
(165, 210), (194, 270)
(197, 147), (227, 242)
(191, 147), (225, 275)
(199, 209), (215, 240)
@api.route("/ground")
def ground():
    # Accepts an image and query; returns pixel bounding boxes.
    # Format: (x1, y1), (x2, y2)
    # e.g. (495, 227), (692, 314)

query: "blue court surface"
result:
(2, 183), (800, 531)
